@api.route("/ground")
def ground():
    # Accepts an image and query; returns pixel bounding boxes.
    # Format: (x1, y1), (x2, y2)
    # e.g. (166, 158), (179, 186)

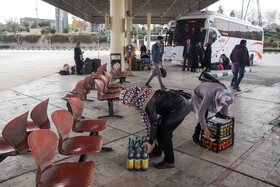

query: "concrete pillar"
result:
(147, 12), (151, 50)
(110, 0), (125, 71)
(125, 0), (133, 46)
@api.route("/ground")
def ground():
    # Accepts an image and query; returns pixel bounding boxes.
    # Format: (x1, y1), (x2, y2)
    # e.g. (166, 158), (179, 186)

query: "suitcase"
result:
(92, 58), (101, 72)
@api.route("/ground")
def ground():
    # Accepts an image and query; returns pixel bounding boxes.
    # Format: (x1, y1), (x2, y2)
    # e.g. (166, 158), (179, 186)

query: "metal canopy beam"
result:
(42, 0), (219, 24)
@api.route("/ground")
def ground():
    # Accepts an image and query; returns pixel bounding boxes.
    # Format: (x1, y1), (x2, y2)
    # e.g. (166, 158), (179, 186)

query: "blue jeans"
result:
(233, 65), (245, 87)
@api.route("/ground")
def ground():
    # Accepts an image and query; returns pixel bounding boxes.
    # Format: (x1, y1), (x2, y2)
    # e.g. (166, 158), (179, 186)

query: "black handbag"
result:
(169, 89), (192, 100)
(160, 64), (167, 78)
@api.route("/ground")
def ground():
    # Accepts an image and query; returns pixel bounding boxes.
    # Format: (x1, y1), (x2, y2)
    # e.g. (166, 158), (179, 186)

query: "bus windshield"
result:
(174, 19), (206, 46)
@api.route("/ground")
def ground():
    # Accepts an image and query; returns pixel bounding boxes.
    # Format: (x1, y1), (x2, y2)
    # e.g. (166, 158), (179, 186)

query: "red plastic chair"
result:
(26, 98), (50, 133)
(28, 129), (96, 187)
(112, 63), (128, 84)
(68, 97), (107, 133)
(84, 75), (93, 101)
(94, 79), (122, 119)
(51, 110), (103, 162)
(62, 79), (86, 100)
(99, 75), (122, 93)
(104, 71), (123, 89)
(89, 63), (107, 90)
(0, 112), (29, 163)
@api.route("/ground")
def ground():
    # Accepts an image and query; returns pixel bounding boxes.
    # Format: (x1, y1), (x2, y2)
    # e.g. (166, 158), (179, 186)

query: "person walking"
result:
(197, 42), (204, 68)
(182, 39), (193, 71)
(74, 42), (84, 75)
(204, 43), (212, 72)
(230, 40), (249, 91)
(191, 82), (234, 144)
(145, 36), (167, 90)
(120, 86), (192, 169)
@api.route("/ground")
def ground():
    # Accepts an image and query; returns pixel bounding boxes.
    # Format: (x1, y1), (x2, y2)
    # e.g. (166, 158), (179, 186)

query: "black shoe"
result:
(182, 69), (185, 71)
(192, 135), (201, 145)
(233, 86), (241, 92)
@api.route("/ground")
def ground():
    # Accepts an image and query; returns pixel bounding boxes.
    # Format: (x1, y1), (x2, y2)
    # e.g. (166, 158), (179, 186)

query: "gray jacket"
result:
(191, 82), (228, 129)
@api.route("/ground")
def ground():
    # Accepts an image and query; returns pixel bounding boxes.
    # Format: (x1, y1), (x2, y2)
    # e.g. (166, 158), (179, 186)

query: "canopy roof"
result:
(42, 0), (219, 24)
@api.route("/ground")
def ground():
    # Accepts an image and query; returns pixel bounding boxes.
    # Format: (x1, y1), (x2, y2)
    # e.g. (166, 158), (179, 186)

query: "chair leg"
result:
(98, 99), (123, 119)
(0, 155), (8, 163)
(84, 94), (94, 102)
(78, 154), (87, 162)
(89, 132), (113, 152)
(66, 101), (73, 115)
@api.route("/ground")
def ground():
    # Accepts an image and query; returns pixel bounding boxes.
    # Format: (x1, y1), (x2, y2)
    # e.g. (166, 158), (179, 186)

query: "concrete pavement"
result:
(0, 53), (280, 187)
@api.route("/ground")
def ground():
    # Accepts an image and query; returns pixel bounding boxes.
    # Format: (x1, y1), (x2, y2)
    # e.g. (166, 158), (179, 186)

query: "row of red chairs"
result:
(0, 98), (50, 163)
(30, 99), (106, 186)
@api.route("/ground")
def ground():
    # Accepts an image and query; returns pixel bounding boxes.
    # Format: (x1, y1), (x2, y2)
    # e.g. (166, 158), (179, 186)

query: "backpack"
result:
(199, 71), (227, 89)
(82, 58), (93, 74)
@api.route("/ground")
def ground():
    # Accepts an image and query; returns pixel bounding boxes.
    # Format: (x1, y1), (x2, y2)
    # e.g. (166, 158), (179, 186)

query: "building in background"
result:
(20, 17), (56, 28)
(90, 23), (103, 32)
(55, 7), (68, 33)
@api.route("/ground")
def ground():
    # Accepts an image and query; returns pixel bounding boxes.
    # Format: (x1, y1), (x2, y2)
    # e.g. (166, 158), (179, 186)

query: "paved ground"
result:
(0, 52), (280, 187)
(0, 50), (111, 91)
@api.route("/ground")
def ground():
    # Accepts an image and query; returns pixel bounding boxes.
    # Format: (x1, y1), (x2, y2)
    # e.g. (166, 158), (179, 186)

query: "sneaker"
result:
(155, 161), (174, 169)
(145, 83), (152, 88)
(233, 86), (241, 92)
(161, 85), (167, 90)
(192, 135), (201, 145)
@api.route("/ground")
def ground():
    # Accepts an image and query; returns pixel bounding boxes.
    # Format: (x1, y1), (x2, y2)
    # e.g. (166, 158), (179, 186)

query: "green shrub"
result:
(264, 41), (271, 48)
(24, 35), (41, 43)
(272, 41), (278, 48)
(0, 34), (17, 43)
(50, 34), (69, 43)
(263, 48), (280, 52)
(50, 28), (56, 34)
(0, 45), (10, 49)
(73, 34), (93, 43)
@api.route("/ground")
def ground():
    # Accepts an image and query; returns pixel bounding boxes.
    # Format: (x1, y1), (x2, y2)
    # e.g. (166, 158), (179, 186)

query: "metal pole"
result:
(98, 34), (100, 59)
(147, 12), (151, 50)
(241, 0), (244, 19)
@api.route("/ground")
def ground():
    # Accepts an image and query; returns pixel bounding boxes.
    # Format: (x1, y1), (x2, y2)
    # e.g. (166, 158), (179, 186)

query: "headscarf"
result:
(120, 86), (154, 135)
(209, 89), (234, 113)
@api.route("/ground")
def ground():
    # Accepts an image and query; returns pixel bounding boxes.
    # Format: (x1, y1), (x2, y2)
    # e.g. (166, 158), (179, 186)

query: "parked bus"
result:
(171, 11), (263, 66)
(163, 20), (176, 61)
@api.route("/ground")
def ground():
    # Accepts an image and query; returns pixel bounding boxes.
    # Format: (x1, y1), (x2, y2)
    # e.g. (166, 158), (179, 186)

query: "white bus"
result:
(144, 34), (166, 51)
(163, 20), (176, 61)
(171, 11), (263, 66)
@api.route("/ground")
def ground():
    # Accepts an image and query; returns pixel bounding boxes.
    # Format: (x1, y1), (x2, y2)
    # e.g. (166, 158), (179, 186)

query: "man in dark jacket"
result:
(74, 42), (84, 75)
(145, 36), (167, 90)
(182, 39), (193, 71)
(203, 43), (212, 72)
(230, 40), (249, 91)
(120, 86), (191, 169)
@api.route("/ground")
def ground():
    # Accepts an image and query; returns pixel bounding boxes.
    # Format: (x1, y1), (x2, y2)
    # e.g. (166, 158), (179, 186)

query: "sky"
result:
(0, 0), (279, 24)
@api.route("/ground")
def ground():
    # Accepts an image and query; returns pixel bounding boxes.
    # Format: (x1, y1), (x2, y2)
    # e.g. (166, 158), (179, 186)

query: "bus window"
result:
(215, 19), (229, 36)
(229, 22), (241, 38)
(249, 27), (262, 41)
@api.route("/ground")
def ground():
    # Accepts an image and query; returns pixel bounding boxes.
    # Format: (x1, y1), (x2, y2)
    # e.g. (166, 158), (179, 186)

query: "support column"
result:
(147, 12), (151, 50)
(110, 0), (125, 71)
(125, 0), (133, 46)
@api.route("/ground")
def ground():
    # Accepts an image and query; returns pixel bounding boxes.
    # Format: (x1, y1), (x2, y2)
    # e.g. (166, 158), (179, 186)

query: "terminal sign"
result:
(125, 44), (135, 57)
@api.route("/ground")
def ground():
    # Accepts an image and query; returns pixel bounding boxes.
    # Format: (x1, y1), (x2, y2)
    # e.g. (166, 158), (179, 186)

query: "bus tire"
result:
(249, 54), (254, 66)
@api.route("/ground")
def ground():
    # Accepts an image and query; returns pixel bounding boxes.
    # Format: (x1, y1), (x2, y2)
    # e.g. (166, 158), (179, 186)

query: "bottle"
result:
(127, 146), (134, 171)
(141, 145), (149, 171)
(134, 145), (142, 171)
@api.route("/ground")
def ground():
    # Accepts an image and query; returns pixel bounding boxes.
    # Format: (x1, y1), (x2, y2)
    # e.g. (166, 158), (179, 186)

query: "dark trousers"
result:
(182, 56), (190, 70)
(194, 111), (209, 138)
(153, 100), (191, 164)
(75, 58), (83, 74)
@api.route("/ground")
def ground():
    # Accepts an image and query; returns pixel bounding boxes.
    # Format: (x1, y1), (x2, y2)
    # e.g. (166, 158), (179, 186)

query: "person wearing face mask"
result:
(191, 82), (234, 144)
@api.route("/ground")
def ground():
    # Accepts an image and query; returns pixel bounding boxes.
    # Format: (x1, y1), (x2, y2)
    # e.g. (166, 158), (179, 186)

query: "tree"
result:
(5, 18), (20, 34)
(230, 10), (235, 17)
(264, 10), (278, 30)
(14, 34), (23, 45)
(76, 20), (87, 31)
(38, 21), (51, 28)
(21, 22), (30, 32)
(70, 17), (78, 31)
(217, 5), (224, 14)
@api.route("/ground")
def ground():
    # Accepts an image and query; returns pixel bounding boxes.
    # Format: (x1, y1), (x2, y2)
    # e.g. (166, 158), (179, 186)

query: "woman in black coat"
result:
(204, 43), (212, 72)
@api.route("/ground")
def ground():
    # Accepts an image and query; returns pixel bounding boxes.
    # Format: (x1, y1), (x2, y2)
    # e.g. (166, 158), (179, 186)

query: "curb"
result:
(211, 68), (252, 78)
(0, 48), (110, 51)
